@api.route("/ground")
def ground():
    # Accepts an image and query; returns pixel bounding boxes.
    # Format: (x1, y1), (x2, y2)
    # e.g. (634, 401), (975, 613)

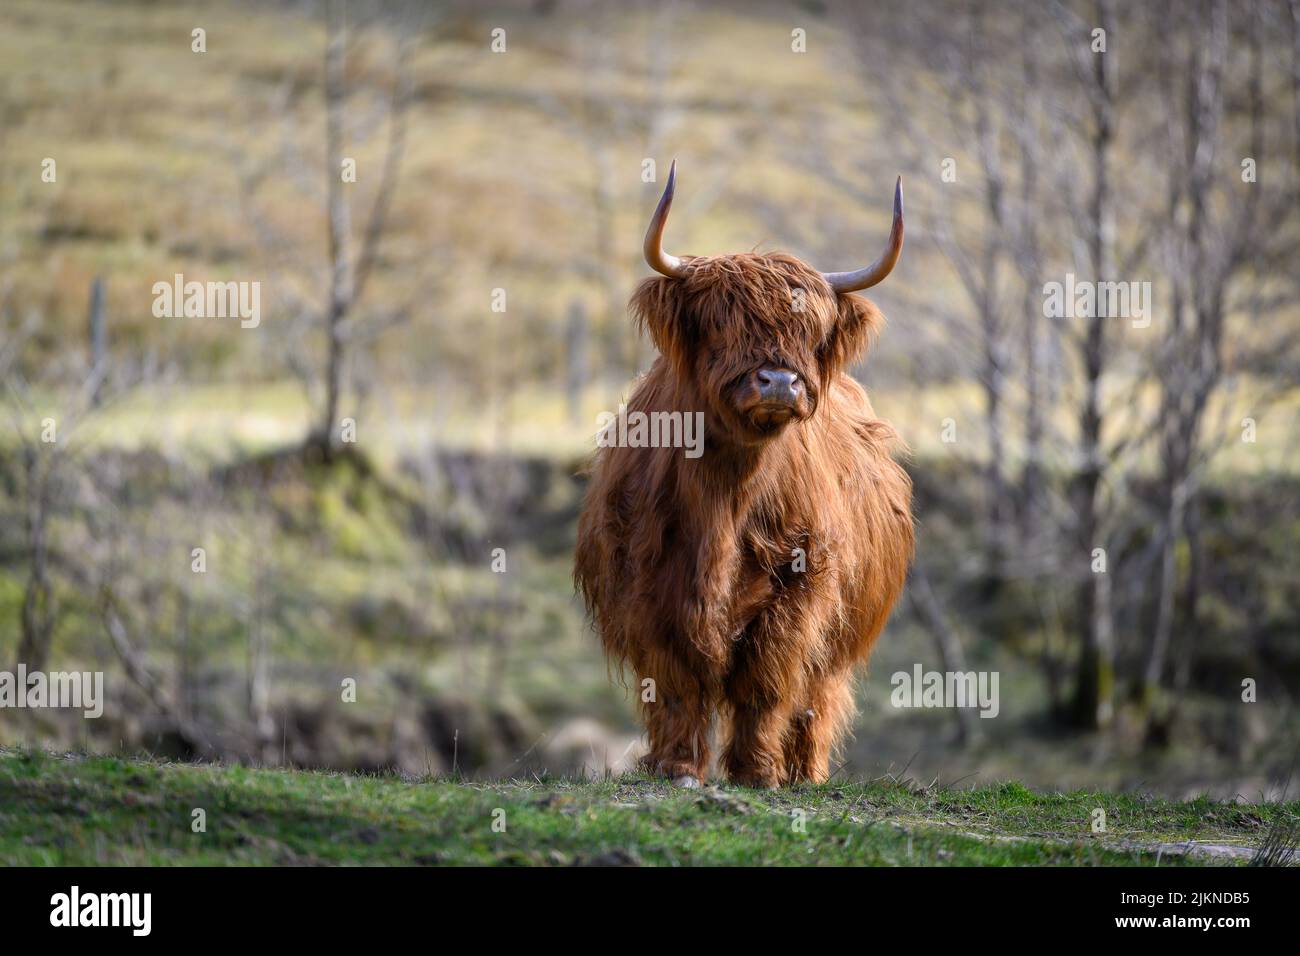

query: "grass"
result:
(3, 750), (1295, 866)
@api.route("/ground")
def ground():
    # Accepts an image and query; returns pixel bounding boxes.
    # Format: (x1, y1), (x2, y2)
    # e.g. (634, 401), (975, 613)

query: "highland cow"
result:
(575, 163), (914, 788)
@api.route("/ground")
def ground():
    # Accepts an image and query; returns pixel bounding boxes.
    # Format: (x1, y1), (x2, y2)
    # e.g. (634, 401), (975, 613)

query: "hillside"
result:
(3, 750), (1295, 866)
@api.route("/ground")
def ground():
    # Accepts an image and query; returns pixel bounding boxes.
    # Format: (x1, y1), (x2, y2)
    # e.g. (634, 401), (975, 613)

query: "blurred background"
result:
(1, 0), (1297, 798)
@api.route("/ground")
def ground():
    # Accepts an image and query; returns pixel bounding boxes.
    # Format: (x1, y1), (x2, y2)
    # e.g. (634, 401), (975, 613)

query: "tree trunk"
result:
(565, 299), (588, 428)
(1070, 0), (1116, 730)
(87, 275), (106, 407)
(17, 448), (54, 672)
(318, 0), (353, 460)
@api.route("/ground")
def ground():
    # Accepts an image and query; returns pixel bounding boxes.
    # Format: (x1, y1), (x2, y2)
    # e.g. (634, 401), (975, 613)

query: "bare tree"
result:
(4, 305), (108, 671)
(1141, 0), (1297, 731)
(1009, 7), (1054, 554)
(232, 0), (426, 461)
(1047, 0), (1123, 730)
(316, 0), (414, 457)
(532, 0), (685, 382)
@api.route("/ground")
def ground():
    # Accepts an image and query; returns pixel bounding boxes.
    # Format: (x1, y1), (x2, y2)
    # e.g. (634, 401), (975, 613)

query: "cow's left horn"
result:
(822, 177), (904, 293)
(644, 159), (685, 279)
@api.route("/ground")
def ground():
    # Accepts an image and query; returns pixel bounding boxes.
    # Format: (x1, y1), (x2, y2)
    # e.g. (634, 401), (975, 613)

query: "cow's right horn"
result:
(822, 177), (904, 293)
(644, 159), (686, 279)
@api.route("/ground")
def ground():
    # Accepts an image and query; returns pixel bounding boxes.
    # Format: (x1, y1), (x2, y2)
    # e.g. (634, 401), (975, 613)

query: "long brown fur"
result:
(574, 252), (914, 787)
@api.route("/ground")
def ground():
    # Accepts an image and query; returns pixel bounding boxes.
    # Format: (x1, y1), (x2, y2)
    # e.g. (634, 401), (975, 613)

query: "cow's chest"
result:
(719, 526), (810, 632)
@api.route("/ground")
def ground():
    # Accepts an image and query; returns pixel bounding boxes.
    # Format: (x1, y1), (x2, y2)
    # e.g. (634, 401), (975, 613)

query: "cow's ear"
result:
(820, 293), (884, 374)
(630, 276), (696, 374)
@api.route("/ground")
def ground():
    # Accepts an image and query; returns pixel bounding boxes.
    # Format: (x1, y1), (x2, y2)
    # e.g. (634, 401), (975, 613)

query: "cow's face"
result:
(633, 163), (902, 447)
(633, 254), (883, 445)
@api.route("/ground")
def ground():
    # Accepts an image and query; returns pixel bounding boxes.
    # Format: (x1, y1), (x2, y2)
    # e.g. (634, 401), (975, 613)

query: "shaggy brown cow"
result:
(575, 163), (913, 788)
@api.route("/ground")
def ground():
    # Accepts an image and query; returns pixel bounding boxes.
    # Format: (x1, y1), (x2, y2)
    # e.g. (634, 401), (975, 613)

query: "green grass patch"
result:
(3, 751), (1293, 866)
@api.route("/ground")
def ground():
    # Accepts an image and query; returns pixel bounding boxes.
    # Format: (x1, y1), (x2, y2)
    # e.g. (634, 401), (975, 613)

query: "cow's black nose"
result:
(756, 369), (801, 404)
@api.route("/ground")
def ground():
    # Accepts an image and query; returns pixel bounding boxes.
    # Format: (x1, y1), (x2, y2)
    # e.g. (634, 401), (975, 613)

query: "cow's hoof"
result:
(727, 772), (781, 790)
(671, 774), (701, 789)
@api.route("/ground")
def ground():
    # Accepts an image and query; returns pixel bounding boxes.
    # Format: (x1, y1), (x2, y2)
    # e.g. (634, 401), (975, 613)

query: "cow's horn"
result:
(643, 159), (685, 279)
(822, 177), (904, 293)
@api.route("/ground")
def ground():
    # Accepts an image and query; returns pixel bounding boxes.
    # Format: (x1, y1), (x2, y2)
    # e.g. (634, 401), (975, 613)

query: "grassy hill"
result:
(3, 750), (1295, 866)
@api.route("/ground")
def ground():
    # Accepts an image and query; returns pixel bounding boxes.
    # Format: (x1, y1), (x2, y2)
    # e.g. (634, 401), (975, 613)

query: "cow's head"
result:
(630, 162), (903, 447)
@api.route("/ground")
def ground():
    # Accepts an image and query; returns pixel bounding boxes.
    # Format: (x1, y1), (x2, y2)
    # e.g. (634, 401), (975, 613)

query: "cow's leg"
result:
(723, 698), (792, 788)
(782, 669), (855, 785)
(637, 661), (712, 785)
(721, 629), (801, 788)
